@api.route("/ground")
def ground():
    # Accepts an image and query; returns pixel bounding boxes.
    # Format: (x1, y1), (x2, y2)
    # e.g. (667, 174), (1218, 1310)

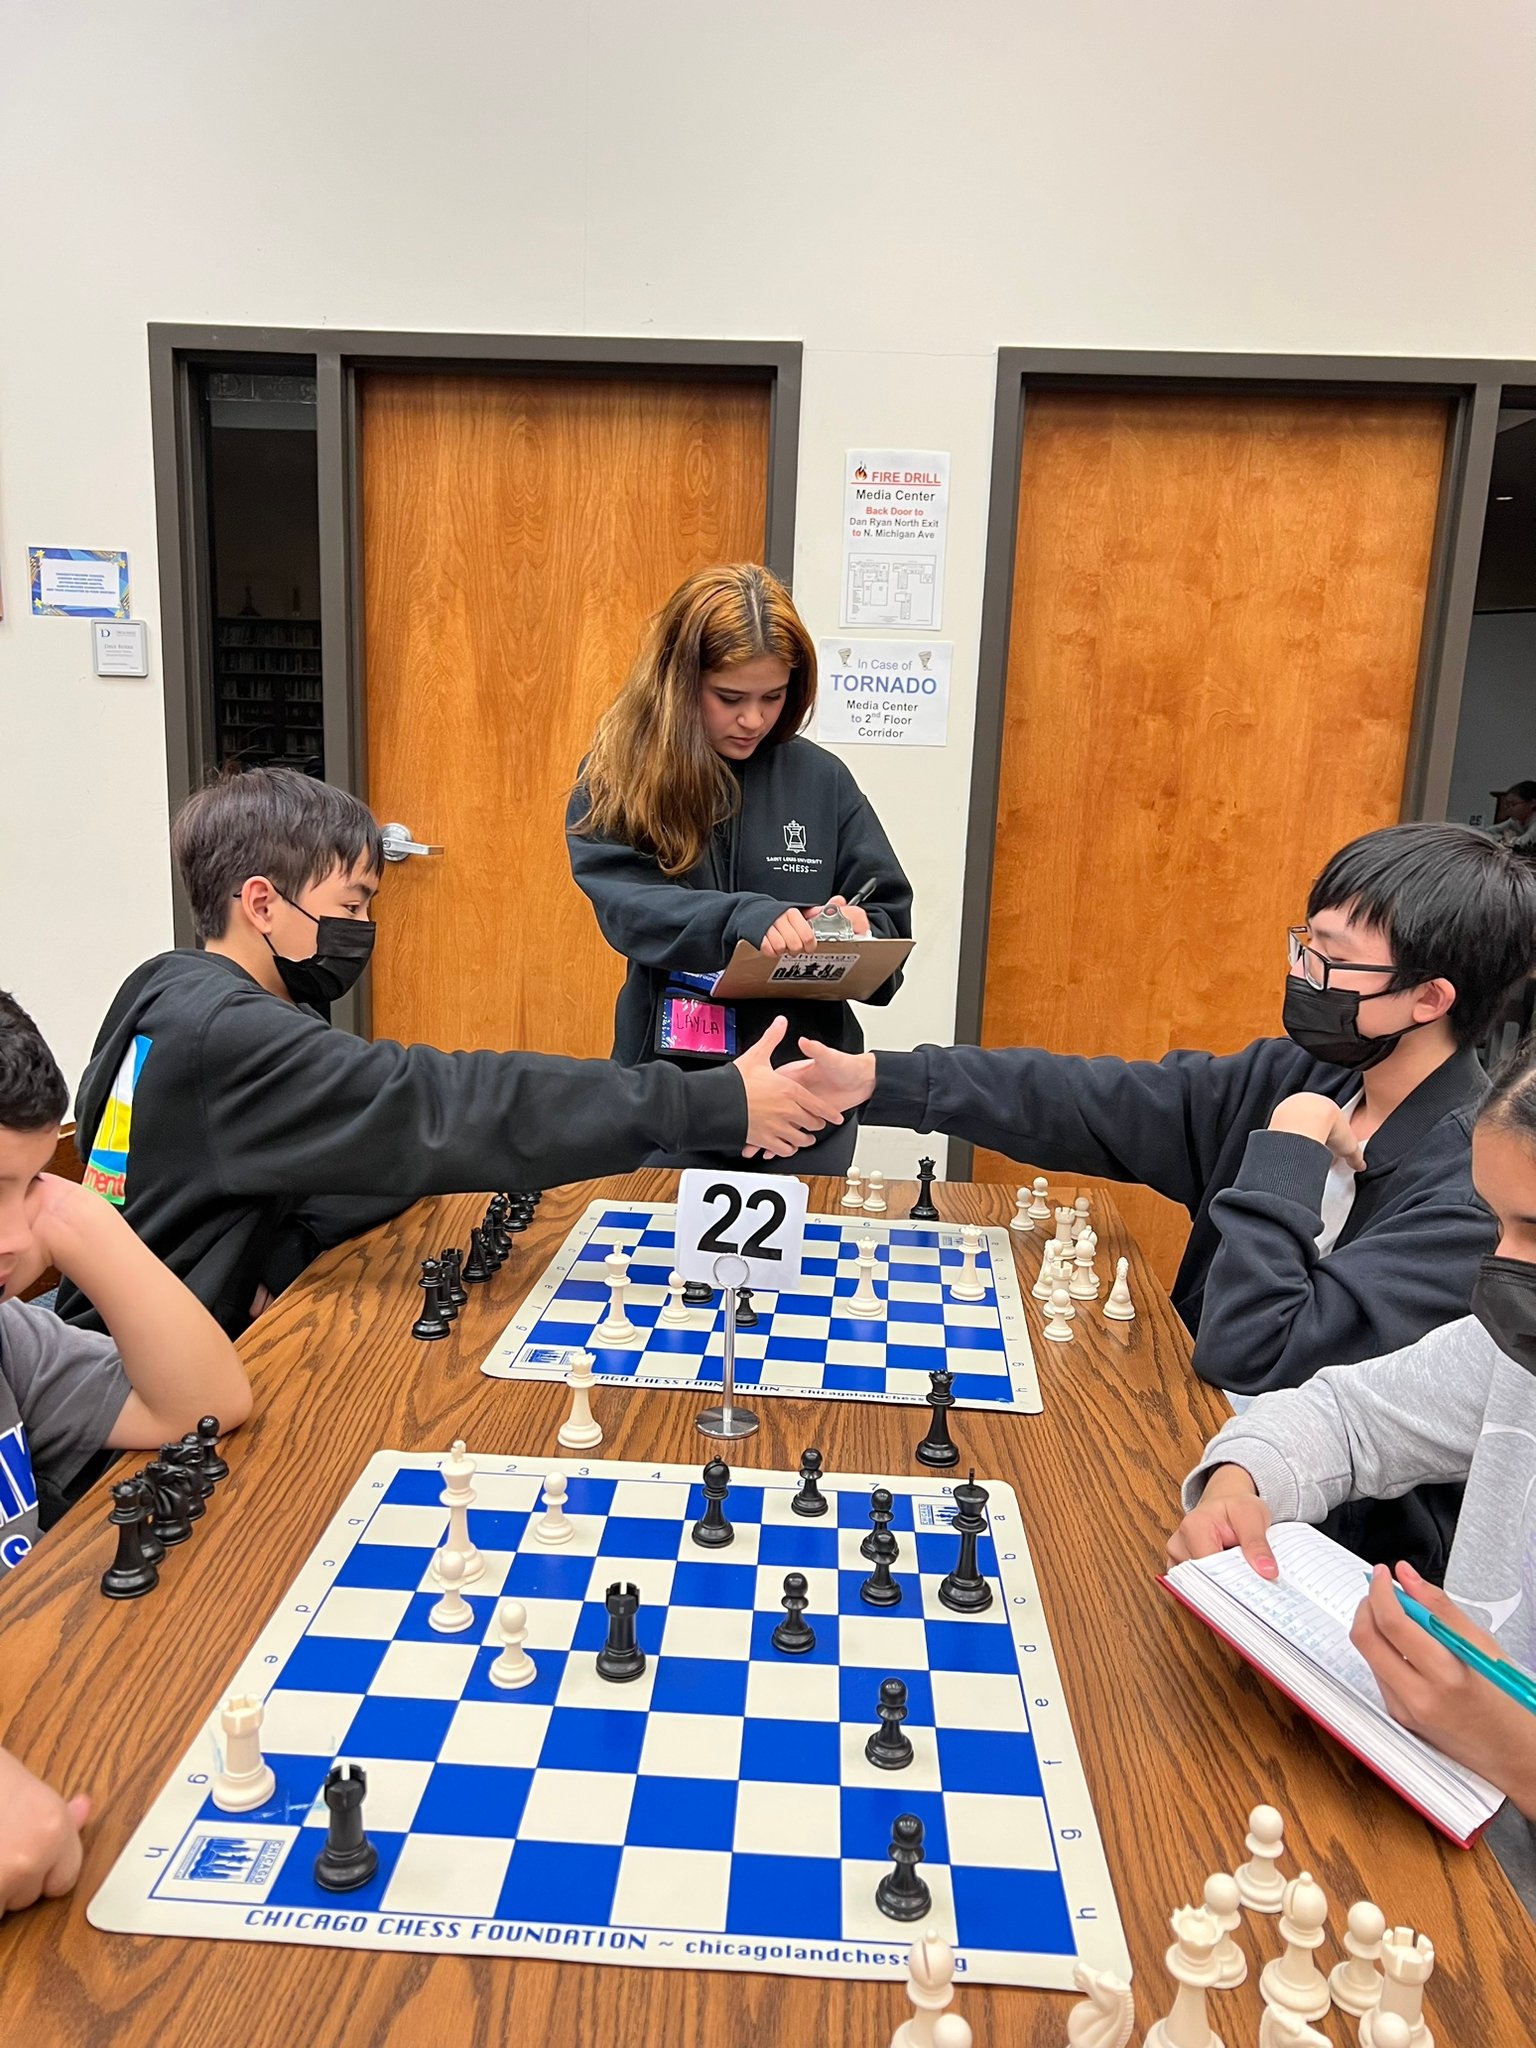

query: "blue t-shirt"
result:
(0, 1298), (128, 1571)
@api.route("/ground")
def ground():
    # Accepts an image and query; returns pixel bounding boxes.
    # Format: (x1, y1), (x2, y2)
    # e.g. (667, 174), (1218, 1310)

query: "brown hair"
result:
(172, 766), (384, 944)
(573, 564), (817, 876)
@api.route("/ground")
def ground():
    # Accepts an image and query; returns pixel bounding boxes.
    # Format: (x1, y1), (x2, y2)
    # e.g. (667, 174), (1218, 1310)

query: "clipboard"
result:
(710, 935), (914, 1002)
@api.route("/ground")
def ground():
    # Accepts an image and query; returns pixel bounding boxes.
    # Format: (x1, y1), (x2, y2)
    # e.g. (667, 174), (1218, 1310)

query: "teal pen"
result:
(1393, 1584), (1536, 1717)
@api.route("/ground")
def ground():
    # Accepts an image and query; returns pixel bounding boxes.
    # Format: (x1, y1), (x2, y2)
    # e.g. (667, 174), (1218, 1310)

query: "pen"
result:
(846, 879), (878, 910)
(1394, 1584), (1536, 1717)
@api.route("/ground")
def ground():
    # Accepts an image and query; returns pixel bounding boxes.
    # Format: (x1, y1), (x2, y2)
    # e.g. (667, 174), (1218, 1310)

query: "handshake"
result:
(732, 1021), (879, 1159)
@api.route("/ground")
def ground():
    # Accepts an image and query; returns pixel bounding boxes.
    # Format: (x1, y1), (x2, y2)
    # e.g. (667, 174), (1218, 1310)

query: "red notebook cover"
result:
(1157, 1572), (1498, 1851)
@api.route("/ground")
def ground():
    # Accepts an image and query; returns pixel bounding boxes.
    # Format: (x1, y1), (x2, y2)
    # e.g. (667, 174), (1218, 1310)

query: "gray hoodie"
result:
(1185, 1315), (1536, 1912)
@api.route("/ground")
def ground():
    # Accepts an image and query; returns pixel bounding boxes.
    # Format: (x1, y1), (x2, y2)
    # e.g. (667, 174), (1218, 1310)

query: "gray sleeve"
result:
(1, 1300), (130, 1492)
(1180, 1315), (1495, 1523)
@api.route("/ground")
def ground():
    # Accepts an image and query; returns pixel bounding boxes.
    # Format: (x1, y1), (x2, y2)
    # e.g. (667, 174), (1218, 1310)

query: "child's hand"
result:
(759, 909), (818, 957)
(0, 1748), (90, 1915)
(1351, 1564), (1536, 1812)
(22, 1173), (115, 1276)
(1268, 1093), (1367, 1173)
(1165, 1465), (1279, 1578)
(734, 1017), (836, 1159)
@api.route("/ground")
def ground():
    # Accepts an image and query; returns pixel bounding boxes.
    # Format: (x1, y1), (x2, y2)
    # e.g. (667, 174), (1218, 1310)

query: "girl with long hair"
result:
(568, 563), (911, 1171)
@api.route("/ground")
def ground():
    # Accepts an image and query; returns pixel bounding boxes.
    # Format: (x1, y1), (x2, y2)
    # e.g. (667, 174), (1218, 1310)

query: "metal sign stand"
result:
(696, 1252), (758, 1440)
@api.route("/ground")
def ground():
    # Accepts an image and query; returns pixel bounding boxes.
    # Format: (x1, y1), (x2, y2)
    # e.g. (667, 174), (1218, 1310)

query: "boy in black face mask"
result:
(792, 824), (1536, 1574)
(55, 769), (835, 1341)
(1167, 1039), (1536, 1915)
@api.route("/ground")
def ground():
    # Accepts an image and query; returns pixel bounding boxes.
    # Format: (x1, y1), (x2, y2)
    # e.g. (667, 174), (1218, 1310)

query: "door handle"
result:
(380, 821), (444, 863)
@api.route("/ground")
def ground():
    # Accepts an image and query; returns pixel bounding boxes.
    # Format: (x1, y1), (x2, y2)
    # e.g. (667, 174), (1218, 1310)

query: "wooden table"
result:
(4, 1176), (1532, 2045)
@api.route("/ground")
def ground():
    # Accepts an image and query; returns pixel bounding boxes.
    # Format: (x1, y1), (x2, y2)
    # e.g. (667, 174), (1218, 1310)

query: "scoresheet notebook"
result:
(480, 1201), (1042, 1413)
(89, 1451), (1128, 1989)
(1161, 1522), (1505, 1846)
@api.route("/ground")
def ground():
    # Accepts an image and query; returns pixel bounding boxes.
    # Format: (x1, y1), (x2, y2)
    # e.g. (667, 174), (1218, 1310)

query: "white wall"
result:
(3, 0), (1534, 1176)
(1446, 613), (1536, 826)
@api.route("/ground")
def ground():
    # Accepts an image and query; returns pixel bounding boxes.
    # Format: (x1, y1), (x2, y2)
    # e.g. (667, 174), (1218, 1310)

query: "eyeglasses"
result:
(1286, 926), (1421, 993)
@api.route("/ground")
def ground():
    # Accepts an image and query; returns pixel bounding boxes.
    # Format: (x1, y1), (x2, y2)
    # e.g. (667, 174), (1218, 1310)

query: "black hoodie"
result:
(566, 736), (913, 1068)
(59, 950), (746, 1336)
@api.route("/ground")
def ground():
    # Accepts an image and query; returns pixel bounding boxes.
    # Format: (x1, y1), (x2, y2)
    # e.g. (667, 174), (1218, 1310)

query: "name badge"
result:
(658, 993), (737, 1059)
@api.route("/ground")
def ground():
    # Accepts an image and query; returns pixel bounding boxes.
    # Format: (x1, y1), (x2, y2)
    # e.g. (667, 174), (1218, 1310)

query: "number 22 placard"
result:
(673, 1170), (808, 1291)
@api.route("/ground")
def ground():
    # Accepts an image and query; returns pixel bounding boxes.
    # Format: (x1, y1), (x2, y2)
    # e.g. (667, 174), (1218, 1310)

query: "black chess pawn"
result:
(135, 1473), (166, 1567)
(313, 1763), (379, 1891)
(595, 1580), (647, 1682)
(859, 1524), (902, 1607)
(681, 1278), (714, 1309)
(938, 1470), (995, 1614)
(865, 1676), (914, 1770)
(178, 1430), (217, 1500)
(771, 1571), (816, 1654)
(914, 1367), (961, 1469)
(100, 1479), (159, 1599)
(165, 1440), (208, 1514)
(144, 1460), (192, 1545)
(910, 1156), (940, 1222)
(691, 1458), (734, 1548)
(196, 1415), (229, 1486)
(462, 1228), (492, 1285)
(791, 1447), (829, 1518)
(860, 1485), (896, 1562)
(440, 1246), (468, 1310)
(506, 1196), (534, 1234)
(412, 1257), (451, 1339)
(875, 1813), (932, 1921)
(735, 1285), (758, 1329)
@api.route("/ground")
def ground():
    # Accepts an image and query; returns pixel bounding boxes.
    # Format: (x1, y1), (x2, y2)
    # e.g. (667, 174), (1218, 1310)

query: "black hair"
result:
(0, 990), (68, 1133)
(1307, 822), (1536, 1048)
(1501, 780), (1536, 803)
(172, 766), (384, 945)
(1478, 1033), (1536, 1141)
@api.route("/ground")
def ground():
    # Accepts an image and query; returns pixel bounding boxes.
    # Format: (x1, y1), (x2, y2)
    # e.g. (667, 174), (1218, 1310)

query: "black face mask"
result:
(1281, 979), (1425, 1073)
(1471, 1253), (1536, 1377)
(265, 899), (375, 1008)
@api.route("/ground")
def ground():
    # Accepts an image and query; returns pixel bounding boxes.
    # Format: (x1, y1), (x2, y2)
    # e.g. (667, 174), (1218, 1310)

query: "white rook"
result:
(211, 1693), (276, 1813)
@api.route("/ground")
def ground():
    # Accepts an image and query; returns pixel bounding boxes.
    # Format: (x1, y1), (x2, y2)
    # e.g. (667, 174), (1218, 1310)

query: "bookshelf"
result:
(214, 617), (324, 772)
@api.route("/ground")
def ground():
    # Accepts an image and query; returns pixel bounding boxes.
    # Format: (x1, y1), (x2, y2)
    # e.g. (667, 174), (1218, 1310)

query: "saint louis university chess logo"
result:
(783, 819), (807, 853)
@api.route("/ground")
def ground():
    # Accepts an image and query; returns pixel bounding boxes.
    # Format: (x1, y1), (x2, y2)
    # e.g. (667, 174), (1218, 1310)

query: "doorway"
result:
(959, 370), (1454, 1286)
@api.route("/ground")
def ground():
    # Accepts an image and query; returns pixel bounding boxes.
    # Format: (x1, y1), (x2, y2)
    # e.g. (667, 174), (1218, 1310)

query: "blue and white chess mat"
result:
(89, 1451), (1126, 1989)
(479, 1203), (1042, 1414)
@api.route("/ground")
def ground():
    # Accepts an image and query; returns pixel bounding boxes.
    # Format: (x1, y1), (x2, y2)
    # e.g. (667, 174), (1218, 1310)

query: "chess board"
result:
(89, 1451), (1127, 1990)
(479, 1201), (1041, 1413)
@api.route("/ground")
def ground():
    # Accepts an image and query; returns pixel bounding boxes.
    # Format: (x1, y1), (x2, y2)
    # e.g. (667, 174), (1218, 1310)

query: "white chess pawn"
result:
(1203, 1871), (1246, 1989)
(889, 1927), (954, 2048)
(1102, 1256), (1136, 1323)
(1360, 1928), (1434, 2048)
(1235, 1802), (1287, 1912)
(948, 1224), (987, 1301)
(1028, 1175), (1051, 1220)
(1043, 1285), (1075, 1342)
(658, 1268), (693, 1326)
(489, 1597), (537, 1689)
(531, 1468), (574, 1546)
(848, 1240), (882, 1318)
(864, 1168), (888, 1213)
(429, 1545), (476, 1633)
(211, 1693), (276, 1813)
(1065, 1960), (1135, 2046)
(557, 1348), (604, 1449)
(593, 1249), (638, 1344)
(1359, 2017), (1411, 2048)
(842, 1168), (866, 1209)
(1073, 1194), (1092, 1241)
(1259, 1870), (1330, 2022)
(1145, 1903), (1224, 2048)
(1258, 2014), (1330, 2048)
(931, 2021), (971, 2048)
(1032, 1236), (1063, 1301)
(436, 1438), (484, 1585)
(1070, 1236), (1100, 1300)
(1010, 1186), (1035, 1234)
(1329, 1899), (1386, 2015)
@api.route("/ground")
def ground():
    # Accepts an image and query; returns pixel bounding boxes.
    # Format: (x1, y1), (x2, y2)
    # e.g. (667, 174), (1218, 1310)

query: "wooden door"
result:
(974, 388), (1448, 1286)
(361, 371), (770, 1055)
